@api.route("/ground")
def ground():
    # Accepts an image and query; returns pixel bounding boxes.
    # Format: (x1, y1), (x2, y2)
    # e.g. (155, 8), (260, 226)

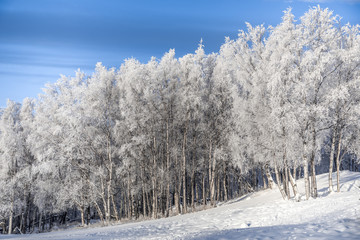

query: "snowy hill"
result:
(1, 171), (359, 240)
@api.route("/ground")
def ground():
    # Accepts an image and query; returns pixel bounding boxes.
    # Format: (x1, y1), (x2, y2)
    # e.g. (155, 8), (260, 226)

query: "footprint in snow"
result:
(240, 222), (251, 228)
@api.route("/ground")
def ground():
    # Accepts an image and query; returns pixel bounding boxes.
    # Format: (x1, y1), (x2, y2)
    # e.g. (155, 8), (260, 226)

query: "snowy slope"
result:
(1, 171), (359, 240)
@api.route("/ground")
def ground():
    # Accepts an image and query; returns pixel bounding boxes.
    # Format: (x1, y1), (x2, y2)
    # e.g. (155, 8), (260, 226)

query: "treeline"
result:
(0, 6), (360, 234)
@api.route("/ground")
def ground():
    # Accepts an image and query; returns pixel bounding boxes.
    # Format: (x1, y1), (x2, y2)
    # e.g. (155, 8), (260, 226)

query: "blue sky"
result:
(1, 0), (359, 107)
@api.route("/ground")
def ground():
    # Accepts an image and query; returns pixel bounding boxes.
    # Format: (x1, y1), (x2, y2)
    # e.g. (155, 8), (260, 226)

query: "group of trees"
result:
(0, 6), (359, 234)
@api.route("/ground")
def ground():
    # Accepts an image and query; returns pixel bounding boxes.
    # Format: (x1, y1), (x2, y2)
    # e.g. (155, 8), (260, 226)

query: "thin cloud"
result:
(297, 0), (360, 3)
(300, 0), (329, 3)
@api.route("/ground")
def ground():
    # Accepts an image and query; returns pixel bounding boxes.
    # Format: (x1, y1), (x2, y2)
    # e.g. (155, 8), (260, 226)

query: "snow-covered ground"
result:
(1, 171), (359, 240)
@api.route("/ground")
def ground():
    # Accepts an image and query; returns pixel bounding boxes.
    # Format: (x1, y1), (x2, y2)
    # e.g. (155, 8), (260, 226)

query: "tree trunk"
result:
(152, 136), (157, 219)
(174, 183), (180, 215)
(146, 192), (151, 217)
(152, 182), (157, 219)
(178, 179), (183, 213)
(265, 163), (274, 189)
(310, 127), (318, 198)
(86, 206), (91, 225)
(283, 169), (289, 199)
(105, 133), (113, 223)
(238, 174), (242, 195)
(223, 165), (228, 201)
(94, 201), (104, 225)
(174, 154), (180, 215)
(328, 128), (336, 192)
(288, 168), (300, 201)
(8, 196), (14, 234)
(253, 168), (258, 190)
(31, 207), (37, 233)
(99, 176), (108, 223)
(274, 164), (286, 200)
(303, 154), (310, 200)
(282, 144), (290, 199)
(202, 173), (206, 209)
(142, 176), (147, 217)
(140, 166), (146, 217)
(208, 139), (216, 206)
(191, 172), (195, 211)
(111, 194), (119, 221)
(165, 120), (170, 217)
(336, 130), (342, 193)
(131, 195), (136, 219)
(80, 208), (85, 226)
(310, 157), (317, 198)
(297, 167), (301, 180)
(49, 213), (53, 230)
(20, 212), (24, 233)
(262, 166), (267, 189)
(196, 180), (200, 208)
(216, 174), (220, 202)
(182, 126), (188, 214)
(24, 195), (30, 233)
(127, 172), (132, 218)
(38, 212), (42, 233)
(191, 134), (197, 211)
(283, 167), (290, 199)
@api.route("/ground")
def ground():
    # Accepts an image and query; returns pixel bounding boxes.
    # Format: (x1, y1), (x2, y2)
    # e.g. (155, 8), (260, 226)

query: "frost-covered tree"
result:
(1, 6), (360, 234)
(79, 63), (122, 223)
(295, 6), (343, 198)
(263, 8), (302, 200)
(326, 22), (360, 192)
(220, 21), (273, 192)
(0, 100), (22, 234)
(0, 99), (35, 234)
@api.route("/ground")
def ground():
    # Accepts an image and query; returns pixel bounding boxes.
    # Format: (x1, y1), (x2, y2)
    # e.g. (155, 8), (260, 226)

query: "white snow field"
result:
(1, 171), (359, 240)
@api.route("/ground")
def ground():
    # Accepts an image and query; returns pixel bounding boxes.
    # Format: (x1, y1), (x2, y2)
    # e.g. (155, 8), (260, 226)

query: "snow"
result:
(1, 171), (360, 240)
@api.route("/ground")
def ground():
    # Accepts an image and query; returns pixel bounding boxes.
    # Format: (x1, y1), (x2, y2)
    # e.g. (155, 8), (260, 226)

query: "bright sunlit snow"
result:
(1, 171), (359, 240)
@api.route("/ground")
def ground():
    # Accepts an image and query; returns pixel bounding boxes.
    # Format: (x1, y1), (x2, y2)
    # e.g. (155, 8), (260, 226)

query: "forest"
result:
(0, 6), (359, 234)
